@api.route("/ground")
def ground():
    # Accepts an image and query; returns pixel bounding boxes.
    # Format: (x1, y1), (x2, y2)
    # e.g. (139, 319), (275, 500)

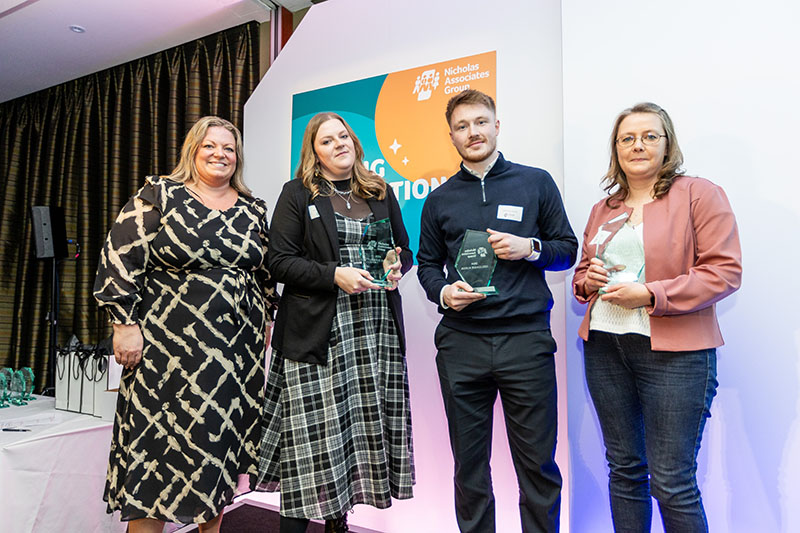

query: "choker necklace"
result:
(333, 187), (353, 210)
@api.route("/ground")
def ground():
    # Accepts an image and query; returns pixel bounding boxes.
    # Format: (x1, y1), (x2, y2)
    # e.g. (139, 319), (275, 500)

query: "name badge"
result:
(497, 205), (523, 222)
(308, 205), (320, 219)
(589, 229), (612, 246)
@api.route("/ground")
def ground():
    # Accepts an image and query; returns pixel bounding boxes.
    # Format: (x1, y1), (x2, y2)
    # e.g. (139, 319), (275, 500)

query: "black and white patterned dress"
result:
(257, 212), (415, 519)
(93, 175), (277, 524)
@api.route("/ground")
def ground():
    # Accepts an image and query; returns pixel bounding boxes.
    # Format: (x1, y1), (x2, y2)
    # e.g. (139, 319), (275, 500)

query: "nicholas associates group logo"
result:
(413, 69), (440, 101)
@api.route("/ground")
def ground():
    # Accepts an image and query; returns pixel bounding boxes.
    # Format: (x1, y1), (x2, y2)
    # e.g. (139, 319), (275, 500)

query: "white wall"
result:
(243, 0), (569, 531)
(562, 0), (800, 531)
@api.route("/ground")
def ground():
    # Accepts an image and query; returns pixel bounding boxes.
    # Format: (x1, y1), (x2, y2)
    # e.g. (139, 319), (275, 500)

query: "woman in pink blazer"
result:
(573, 102), (742, 532)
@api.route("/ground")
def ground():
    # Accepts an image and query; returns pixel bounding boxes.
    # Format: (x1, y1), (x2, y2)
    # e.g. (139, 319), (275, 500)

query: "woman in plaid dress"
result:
(256, 112), (415, 533)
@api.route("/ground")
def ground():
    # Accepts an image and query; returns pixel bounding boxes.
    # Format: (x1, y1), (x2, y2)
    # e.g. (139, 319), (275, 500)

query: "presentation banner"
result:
(290, 51), (497, 256)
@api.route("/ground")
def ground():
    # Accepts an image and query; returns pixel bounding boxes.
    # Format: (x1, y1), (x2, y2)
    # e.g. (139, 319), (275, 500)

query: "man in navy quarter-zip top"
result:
(417, 89), (577, 533)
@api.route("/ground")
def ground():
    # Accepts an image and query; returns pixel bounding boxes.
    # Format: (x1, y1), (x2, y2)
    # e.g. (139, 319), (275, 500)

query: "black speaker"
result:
(31, 206), (68, 259)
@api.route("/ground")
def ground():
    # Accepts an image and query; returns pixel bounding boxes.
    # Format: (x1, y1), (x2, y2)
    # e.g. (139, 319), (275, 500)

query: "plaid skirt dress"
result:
(256, 213), (415, 519)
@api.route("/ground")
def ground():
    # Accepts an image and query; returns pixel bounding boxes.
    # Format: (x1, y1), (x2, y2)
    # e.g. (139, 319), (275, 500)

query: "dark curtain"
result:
(0, 22), (260, 392)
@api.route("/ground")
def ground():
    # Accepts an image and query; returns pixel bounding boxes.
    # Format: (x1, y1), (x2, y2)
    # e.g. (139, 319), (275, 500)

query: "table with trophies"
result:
(0, 363), (125, 532)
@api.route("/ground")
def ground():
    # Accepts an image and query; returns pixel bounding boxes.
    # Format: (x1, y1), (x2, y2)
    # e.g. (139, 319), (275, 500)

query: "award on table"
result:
(10, 369), (27, 405)
(20, 367), (35, 401)
(0, 370), (9, 408)
(359, 218), (397, 288)
(455, 229), (498, 295)
(594, 214), (644, 295)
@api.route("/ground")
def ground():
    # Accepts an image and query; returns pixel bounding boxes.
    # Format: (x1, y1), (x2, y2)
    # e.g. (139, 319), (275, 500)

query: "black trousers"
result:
(434, 324), (562, 533)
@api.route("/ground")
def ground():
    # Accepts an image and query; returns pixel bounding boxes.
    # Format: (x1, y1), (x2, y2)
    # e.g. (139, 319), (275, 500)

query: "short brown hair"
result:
(602, 102), (684, 207)
(445, 89), (496, 127)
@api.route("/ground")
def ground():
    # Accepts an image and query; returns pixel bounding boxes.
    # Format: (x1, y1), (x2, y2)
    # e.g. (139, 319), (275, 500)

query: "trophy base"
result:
(473, 286), (498, 295)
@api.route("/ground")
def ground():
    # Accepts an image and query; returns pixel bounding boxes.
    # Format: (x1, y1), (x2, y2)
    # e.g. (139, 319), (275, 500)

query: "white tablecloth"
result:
(0, 396), (126, 533)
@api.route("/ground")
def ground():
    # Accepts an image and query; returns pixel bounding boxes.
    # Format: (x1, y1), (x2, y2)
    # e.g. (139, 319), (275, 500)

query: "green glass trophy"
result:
(360, 218), (396, 288)
(21, 367), (35, 401)
(0, 367), (13, 408)
(10, 369), (27, 406)
(455, 229), (498, 295)
(595, 217), (644, 295)
(0, 372), (8, 408)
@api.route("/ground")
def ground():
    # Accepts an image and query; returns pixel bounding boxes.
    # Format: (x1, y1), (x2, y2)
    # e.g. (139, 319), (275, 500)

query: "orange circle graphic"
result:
(374, 51), (496, 185)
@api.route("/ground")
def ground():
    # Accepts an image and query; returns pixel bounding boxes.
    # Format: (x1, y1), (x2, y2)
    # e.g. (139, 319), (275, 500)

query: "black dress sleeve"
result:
(93, 176), (164, 324)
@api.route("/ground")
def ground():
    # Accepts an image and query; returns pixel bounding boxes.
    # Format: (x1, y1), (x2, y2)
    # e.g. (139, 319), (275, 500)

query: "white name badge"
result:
(308, 205), (320, 219)
(497, 205), (523, 222)
(590, 229), (612, 246)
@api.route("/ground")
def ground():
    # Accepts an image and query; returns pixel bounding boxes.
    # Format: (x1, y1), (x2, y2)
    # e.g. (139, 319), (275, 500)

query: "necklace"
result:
(333, 187), (353, 210)
(186, 186), (207, 206)
(186, 184), (236, 210)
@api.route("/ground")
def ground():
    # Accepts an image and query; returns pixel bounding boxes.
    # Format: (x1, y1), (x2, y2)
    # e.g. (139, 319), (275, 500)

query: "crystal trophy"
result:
(595, 217), (645, 295)
(359, 218), (396, 288)
(10, 369), (27, 405)
(0, 371), (8, 408)
(455, 230), (498, 295)
(0, 367), (13, 407)
(20, 367), (35, 401)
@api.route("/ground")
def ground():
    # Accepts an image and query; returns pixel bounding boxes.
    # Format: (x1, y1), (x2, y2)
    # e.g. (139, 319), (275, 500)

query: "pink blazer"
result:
(573, 176), (742, 351)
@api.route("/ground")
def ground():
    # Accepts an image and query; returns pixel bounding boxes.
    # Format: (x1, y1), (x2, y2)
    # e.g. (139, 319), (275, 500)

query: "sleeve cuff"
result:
(645, 281), (666, 316)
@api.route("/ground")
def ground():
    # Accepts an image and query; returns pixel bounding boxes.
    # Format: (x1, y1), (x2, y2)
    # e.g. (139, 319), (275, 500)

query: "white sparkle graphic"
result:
(389, 139), (402, 154)
(402, 157), (409, 165)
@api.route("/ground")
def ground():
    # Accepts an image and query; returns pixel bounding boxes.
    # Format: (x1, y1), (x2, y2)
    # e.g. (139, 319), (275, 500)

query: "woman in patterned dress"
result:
(94, 116), (278, 533)
(257, 112), (415, 533)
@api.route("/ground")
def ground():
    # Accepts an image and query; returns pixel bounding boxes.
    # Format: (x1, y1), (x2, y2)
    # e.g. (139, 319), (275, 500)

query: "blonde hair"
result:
(165, 116), (251, 197)
(602, 102), (684, 207)
(295, 112), (386, 200)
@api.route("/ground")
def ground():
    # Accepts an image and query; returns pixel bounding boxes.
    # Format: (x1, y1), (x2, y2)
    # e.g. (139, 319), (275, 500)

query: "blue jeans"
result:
(583, 331), (717, 533)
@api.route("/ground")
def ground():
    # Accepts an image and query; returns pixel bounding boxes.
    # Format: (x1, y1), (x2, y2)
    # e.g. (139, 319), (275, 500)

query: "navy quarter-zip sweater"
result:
(417, 153), (578, 334)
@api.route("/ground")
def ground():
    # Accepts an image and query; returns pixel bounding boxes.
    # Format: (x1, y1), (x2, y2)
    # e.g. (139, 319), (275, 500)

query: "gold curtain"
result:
(0, 22), (260, 392)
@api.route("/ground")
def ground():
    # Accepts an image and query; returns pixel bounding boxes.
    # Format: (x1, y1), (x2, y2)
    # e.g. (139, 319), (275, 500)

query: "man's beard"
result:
(457, 137), (496, 164)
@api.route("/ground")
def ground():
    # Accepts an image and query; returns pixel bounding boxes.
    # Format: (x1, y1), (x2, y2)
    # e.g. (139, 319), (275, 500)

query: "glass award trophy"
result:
(595, 219), (645, 295)
(455, 229), (498, 295)
(10, 369), (27, 406)
(20, 367), (35, 401)
(0, 371), (8, 408)
(359, 218), (396, 288)
(0, 367), (13, 407)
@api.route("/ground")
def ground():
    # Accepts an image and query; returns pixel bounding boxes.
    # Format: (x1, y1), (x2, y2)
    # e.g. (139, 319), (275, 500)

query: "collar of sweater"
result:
(458, 152), (509, 180)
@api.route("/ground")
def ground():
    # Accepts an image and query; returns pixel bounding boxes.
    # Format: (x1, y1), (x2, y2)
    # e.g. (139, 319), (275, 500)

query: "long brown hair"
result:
(165, 116), (252, 196)
(602, 102), (684, 207)
(295, 112), (386, 200)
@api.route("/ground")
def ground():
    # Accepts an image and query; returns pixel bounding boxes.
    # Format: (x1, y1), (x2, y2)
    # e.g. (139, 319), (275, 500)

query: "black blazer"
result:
(268, 178), (412, 364)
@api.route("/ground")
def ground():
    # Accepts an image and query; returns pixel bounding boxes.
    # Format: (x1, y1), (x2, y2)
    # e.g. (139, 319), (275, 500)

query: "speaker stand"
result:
(43, 257), (59, 396)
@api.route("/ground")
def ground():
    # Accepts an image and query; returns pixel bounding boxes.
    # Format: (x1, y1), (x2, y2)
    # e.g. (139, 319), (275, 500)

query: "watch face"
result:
(531, 238), (541, 253)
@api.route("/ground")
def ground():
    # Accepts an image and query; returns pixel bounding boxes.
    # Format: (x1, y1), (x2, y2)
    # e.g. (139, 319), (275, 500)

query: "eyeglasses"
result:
(616, 132), (666, 148)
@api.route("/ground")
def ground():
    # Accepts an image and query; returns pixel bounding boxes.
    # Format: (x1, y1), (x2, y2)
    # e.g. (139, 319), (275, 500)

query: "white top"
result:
(589, 222), (650, 336)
